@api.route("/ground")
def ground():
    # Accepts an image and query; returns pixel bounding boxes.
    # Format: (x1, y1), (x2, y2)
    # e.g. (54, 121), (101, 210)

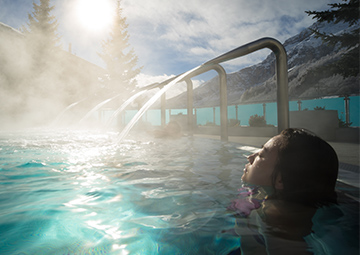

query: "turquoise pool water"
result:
(0, 130), (358, 254)
(0, 131), (243, 254)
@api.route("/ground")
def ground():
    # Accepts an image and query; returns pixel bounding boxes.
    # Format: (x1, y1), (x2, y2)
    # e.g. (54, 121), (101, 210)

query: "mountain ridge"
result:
(166, 20), (359, 108)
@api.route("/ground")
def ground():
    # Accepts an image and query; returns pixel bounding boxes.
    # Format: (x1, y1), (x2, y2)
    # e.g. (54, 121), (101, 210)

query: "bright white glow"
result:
(75, 0), (114, 32)
(112, 244), (129, 255)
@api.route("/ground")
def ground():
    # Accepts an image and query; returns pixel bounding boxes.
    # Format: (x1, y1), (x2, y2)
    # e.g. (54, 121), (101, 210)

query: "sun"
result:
(75, 0), (114, 32)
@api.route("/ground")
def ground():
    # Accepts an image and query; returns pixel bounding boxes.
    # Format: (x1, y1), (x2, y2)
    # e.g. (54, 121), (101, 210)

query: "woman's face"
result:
(241, 135), (282, 187)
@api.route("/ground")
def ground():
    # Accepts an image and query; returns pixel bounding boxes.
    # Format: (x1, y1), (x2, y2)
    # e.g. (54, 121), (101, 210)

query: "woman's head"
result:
(242, 128), (339, 207)
(241, 135), (282, 188)
(274, 128), (338, 207)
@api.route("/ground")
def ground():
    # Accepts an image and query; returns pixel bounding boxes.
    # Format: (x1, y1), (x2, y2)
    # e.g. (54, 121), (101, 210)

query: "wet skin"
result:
(241, 135), (283, 189)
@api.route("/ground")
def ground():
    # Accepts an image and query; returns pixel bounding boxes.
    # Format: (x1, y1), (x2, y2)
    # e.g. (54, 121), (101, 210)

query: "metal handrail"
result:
(175, 63), (228, 141)
(140, 65), (228, 140)
(134, 37), (289, 140)
(203, 37), (289, 133)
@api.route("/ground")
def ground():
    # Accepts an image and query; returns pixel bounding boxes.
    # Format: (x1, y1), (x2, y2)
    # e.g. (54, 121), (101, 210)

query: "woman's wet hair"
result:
(272, 128), (339, 207)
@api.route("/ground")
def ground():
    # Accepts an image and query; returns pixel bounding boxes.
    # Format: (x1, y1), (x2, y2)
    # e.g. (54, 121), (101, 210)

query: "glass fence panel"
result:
(118, 96), (358, 127)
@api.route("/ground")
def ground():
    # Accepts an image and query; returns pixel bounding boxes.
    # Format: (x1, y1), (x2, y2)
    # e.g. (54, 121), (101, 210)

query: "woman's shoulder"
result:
(261, 199), (316, 238)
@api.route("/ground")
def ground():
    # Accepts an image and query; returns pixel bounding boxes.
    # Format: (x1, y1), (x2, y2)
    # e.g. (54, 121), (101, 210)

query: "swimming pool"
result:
(0, 130), (358, 254)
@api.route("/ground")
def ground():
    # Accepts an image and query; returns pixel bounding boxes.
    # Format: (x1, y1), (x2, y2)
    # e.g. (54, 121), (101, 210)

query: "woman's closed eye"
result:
(247, 153), (256, 163)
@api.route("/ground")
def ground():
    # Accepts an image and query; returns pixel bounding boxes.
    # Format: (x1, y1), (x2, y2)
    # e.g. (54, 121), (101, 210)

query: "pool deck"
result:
(194, 134), (360, 188)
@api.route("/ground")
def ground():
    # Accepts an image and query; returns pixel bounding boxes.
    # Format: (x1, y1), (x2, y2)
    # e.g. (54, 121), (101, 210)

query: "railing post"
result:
(213, 107), (216, 124)
(212, 65), (228, 141)
(186, 78), (194, 136)
(262, 103), (266, 122)
(211, 65), (228, 141)
(161, 88), (166, 127)
(181, 64), (228, 141)
(273, 40), (289, 133)
(235, 105), (238, 122)
(194, 108), (197, 126)
(344, 95), (350, 125)
(203, 37), (289, 134)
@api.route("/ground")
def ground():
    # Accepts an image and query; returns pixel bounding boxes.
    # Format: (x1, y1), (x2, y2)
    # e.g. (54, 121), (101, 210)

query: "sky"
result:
(0, 0), (338, 87)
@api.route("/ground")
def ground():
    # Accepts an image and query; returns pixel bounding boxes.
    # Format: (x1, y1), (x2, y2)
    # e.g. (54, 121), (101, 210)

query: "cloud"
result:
(122, 0), (336, 74)
(190, 46), (215, 57)
(1, 0), (337, 79)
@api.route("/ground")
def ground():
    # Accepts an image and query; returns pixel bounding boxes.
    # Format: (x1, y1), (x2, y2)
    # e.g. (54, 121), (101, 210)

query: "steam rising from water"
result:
(78, 94), (122, 125)
(104, 90), (147, 129)
(117, 66), (202, 142)
(0, 22), (111, 130)
(0, 9), (205, 132)
(0, 15), (141, 130)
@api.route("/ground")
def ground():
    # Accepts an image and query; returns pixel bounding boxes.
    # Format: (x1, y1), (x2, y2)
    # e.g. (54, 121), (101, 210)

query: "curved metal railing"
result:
(135, 37), (289, 141)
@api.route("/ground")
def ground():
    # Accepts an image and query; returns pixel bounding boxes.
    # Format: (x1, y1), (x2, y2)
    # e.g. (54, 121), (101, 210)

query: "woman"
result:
(229, 128), (339, 254)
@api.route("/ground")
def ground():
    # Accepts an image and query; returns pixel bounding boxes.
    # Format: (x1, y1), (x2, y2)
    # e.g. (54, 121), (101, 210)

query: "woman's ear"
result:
(275, 175), (284, 190)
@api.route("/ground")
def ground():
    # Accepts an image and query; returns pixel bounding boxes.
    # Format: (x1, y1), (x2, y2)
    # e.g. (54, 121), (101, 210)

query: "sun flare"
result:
(75, 0), (114, 32)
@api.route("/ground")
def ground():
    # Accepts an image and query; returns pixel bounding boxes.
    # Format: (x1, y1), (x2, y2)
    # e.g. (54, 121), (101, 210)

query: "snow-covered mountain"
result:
(166, 21), (359, 108)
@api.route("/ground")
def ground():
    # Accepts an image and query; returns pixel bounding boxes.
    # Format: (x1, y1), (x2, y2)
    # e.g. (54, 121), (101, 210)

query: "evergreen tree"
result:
(306, 0), (359, 77)
(99, 0), (142, 97)
(22, 0), (61, 70)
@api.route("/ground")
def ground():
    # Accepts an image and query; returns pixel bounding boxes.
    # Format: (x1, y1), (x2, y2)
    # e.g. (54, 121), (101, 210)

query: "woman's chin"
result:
(241, 174), (246, 182)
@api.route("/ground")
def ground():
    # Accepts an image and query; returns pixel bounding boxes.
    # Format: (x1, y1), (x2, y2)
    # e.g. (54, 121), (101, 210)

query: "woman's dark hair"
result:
(272, 128), (338, 208)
